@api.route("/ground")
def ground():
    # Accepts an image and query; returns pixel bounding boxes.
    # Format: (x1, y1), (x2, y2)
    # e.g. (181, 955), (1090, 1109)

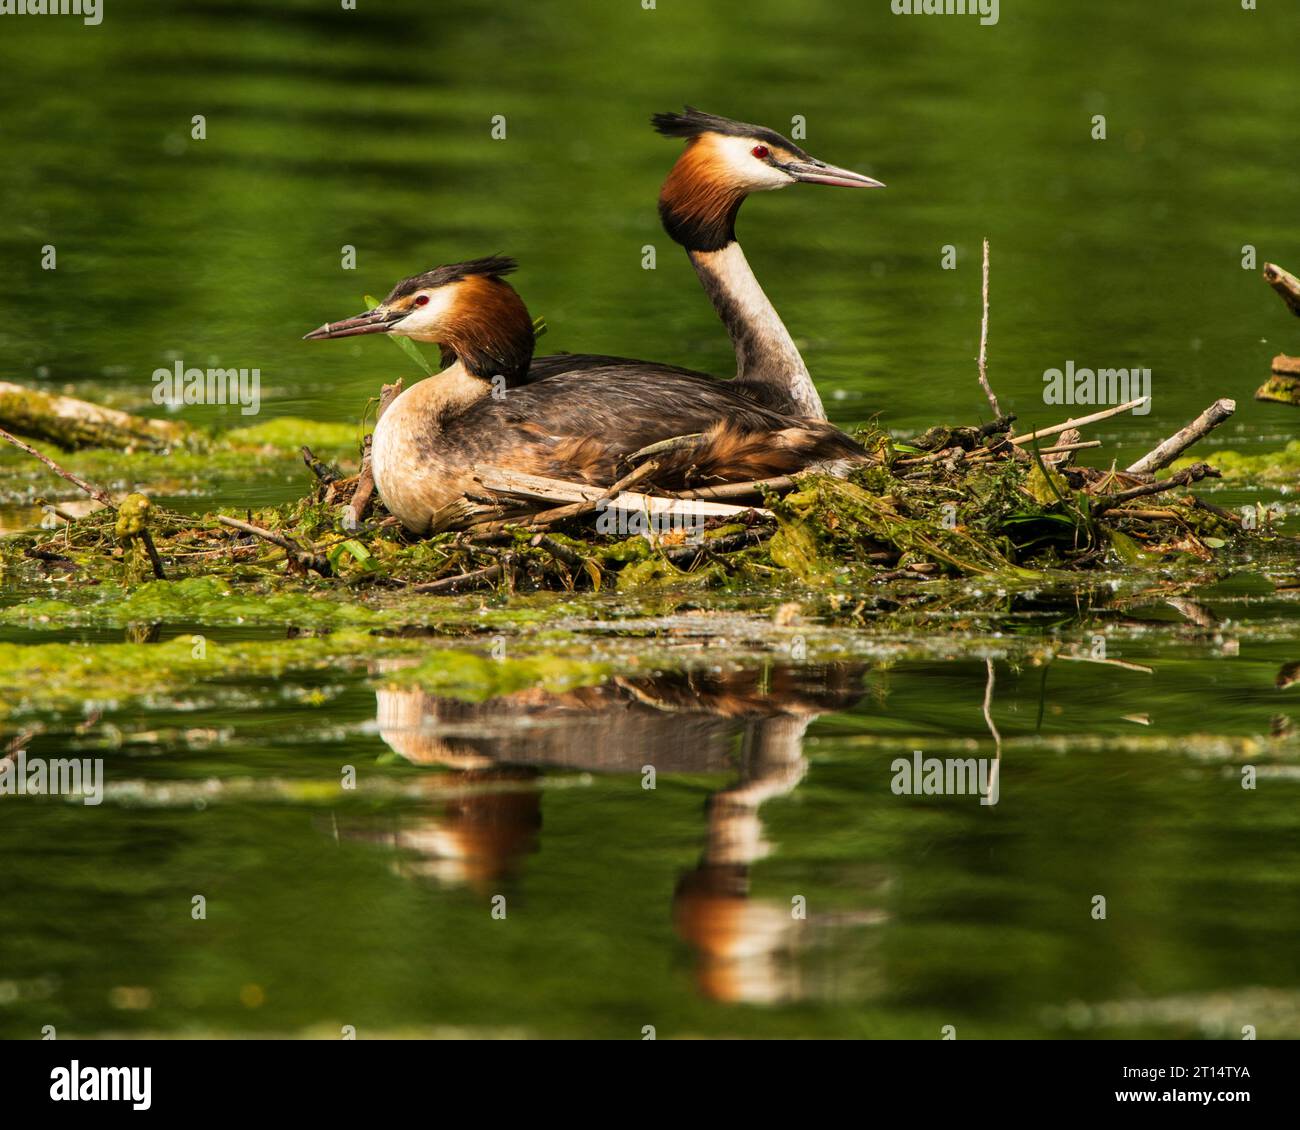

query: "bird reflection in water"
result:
(346, 660), (884, 1002)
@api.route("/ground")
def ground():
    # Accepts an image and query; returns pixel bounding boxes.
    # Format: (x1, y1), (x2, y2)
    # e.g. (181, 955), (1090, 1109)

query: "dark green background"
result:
(1, 0), (1296, 454)
(0, 1), (1297, 1040)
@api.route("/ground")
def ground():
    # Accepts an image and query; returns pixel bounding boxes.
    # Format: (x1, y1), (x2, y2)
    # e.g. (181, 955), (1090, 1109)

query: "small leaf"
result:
(1106, 527), (1155, 565)
(328, 539), (374, 569)
(362, 295), (436, 376)
(1002, 513), (1079, 528)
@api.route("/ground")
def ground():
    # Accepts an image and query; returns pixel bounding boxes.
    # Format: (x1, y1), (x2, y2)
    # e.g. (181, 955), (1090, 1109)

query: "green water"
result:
(1, 0), (1299, 1038)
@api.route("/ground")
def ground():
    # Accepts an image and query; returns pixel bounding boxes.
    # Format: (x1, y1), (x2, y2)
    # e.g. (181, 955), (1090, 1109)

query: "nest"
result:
(4, 402), (1275, 599)
(4, 247), (1293, 596)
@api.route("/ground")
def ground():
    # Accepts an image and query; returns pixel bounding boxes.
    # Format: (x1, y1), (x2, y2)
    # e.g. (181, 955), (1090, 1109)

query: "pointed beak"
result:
(784, 158), (885, 189)
(302, 308), (402, 341)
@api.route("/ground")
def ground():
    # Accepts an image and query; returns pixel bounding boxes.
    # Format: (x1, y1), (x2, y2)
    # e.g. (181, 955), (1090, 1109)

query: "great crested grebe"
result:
(652, 107), (884, 420)
(304, 257), (867, 534)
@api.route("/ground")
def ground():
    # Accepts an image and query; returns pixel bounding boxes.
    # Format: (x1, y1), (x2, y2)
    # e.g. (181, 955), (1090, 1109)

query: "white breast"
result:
(366, 364), (487, 534)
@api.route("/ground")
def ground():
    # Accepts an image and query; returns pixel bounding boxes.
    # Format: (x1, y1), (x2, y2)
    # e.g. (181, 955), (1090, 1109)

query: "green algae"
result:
(774, 471), (1042, 579)
(1173, 440), (1300, 485)
(0, 631), (383, 720)
(615, 556), (727, 591)
(377, 650), (611, 702)
(222, 417), (361, 453)
(0, 630), (611, 721)
(112, 493), (158, 584)
(2, 576), (388, 630)
(0, 416), (361, 509)
(5, 552), (1300, 724)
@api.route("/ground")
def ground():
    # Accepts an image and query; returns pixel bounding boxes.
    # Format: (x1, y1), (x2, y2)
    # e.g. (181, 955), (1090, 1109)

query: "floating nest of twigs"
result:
(6, 247), (1296, 597)
(3, 402), (1283, 598)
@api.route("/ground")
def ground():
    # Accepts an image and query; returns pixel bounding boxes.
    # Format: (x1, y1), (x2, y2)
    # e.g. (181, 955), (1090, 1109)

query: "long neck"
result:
(688, 242), (825, 420)
(386, 360), (486, 433)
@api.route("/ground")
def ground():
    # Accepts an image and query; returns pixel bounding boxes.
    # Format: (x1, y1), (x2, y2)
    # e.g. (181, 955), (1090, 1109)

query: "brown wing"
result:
(449, 362), (865, 487)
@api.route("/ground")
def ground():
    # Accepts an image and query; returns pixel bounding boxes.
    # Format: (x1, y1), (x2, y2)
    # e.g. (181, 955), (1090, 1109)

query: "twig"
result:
(1043, 429), (1083, 469)
(1165, 597), (1220, 628)
(217, 515), (302, 554)
(216, 515), (331, 576)
(0, 425), (116, 508)
(531, 533), (583, 567)
(345, 380), (401, 528)
(663, 527), (767, 567)
(976, 238), (1000, 417)
(35, 498), (88, 524)
(982, 658), (1002, 756)
(676, 475), (798, 501)
(968, 438), (1098, 463)
(1056, 654), (1154, 674)
(1039, 438), (1096, 455)
(1125, 398), (1235, 475)
(346, 435), (375, 528)
(141, 531), (167, 580)
(530, 533), (587, 577)
(1092, 462), (1220, 515)
(407, 562), (503, 594)
(1100, 508), (1180, 521)
(2, 726), (42, 767)
(1264, 263), (1300, 318)
(301, 446), (340, 484)
(895, 446), (968, 468)
(1190, 496), (1240, 523)
(466, 461), (670, 534)
(1009, 397), (1150, 446)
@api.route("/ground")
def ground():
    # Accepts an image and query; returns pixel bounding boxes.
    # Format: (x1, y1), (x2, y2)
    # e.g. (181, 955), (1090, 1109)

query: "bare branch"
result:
(976, 238), (1001, 417)
(1125, 399), (1235, 475)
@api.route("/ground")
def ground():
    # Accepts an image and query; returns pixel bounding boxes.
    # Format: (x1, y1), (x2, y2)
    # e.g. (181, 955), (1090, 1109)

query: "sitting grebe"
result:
(652, 107), (884, 420)
(305, 257), (867, 534)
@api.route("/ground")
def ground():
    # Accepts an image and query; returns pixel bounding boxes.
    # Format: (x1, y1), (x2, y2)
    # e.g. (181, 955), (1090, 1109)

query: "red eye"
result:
(413, 295), (430, 307)
(751, 145), (769, 159)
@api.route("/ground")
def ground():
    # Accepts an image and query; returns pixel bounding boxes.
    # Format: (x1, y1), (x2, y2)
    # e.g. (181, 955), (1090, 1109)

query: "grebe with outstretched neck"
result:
(304, 257), (867, 534)
(653, 107), (884, 420)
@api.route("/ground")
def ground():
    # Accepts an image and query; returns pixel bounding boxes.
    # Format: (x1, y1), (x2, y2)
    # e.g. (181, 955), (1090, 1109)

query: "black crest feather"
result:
(651, 106), (811, 160)
(384, 255), (518, 303)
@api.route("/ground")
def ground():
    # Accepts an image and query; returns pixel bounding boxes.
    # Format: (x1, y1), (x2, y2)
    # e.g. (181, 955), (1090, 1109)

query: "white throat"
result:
(689, 241), (825, 420)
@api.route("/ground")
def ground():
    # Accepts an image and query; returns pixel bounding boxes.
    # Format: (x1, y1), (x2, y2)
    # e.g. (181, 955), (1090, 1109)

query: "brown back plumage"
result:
(647, 419), (867, 487)
(448, 365), (869, 491)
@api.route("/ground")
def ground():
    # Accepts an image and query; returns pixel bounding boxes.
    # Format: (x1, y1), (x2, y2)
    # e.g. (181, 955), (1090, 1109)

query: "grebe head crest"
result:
(303, 256), (535, 383)
(652, 106), (884, 251)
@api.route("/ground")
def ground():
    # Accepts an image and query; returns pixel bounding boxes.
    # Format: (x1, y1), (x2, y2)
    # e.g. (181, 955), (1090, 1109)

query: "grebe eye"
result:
(751, 145), (770, 159)
(413, 295), (430, 307)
